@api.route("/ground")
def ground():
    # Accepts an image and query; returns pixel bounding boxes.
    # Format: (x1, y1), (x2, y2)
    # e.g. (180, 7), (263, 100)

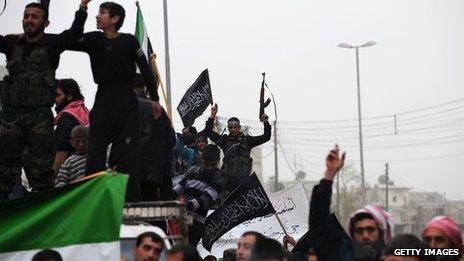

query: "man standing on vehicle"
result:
(0, 0), (90, 200)
(66, 2), (161, 201)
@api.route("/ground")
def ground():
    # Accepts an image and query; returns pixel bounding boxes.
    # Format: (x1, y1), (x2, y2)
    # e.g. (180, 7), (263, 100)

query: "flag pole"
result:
(72, 171), (107, 184)
(150, 54), (168, 107)
(150, 53), (173, 121)
(135, 1), (173, 124)
(274, 213), (289, 236)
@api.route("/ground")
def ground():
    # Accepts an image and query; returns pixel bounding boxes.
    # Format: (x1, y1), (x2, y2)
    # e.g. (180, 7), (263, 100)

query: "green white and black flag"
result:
(135, 2), (158, 85)
(0, 173), (128, 260)
(202, 173), (275, 252)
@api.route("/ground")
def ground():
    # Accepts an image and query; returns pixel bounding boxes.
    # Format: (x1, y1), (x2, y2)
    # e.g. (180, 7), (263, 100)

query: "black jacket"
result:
(136, 92), (174, 184)
(309, 179), (355, 261)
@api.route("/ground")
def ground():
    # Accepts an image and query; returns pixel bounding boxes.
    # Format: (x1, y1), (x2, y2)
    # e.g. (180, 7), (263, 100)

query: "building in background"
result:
(366, 187), (463, 235)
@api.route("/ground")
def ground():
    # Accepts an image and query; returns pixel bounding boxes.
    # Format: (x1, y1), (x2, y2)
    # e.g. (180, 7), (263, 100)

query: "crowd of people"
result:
(125, 145), (463, 261)
(0, 0), (272, 203)
(1, 1), (463, 261)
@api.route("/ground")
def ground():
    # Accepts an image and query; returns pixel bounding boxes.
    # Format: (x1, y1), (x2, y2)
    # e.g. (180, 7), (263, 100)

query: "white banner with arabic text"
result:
(198, 183), (309, 258)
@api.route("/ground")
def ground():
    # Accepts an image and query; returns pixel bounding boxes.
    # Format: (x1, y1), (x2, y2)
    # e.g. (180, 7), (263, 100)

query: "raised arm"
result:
(247, 113), (272, 148)
(323, 144), (346, 181)
(204, 103), (221, 143)
(309, 145), (346, 260)
(58, 0), (90, 51)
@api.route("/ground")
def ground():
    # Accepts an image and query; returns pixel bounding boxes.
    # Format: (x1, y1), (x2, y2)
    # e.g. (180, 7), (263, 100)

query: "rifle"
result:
(259, 72), (271, 121)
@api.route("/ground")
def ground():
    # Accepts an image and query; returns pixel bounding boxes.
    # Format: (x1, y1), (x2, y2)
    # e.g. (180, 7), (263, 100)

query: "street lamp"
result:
(338, 41), (377, 206)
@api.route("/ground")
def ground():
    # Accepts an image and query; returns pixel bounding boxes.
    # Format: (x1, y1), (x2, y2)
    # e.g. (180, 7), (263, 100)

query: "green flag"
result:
(135, 2), (156, 78)
(0, 173), (128, 260)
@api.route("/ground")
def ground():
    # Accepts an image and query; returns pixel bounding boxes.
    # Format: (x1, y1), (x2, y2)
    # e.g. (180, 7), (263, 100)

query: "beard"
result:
(352, 239), (385, 261)
(55, 98), (70, 113)
(22, 23), (46, 38)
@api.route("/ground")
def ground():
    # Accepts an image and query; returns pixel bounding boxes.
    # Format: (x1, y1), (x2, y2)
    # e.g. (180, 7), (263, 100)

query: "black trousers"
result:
(86, 88), (141, 202)
(140, 175), (173, 201)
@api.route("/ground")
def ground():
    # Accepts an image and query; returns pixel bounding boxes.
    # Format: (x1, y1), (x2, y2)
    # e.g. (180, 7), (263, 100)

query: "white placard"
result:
(198, 183), (309, 258)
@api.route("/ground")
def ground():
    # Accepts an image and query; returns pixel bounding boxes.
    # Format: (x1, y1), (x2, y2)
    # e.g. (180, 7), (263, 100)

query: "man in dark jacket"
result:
(309, 145), (393, 261)
(130, 74), (174, 201)
(204, 104), (271, 193)
(173, 144), (224, 246)
(0, 0), (89, 200)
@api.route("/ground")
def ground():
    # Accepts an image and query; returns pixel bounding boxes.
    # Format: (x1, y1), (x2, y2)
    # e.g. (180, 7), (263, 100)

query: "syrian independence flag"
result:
(0, 173), (128, 261)
(135, 2), (158, 85)
(177, 69), (213, 127)
(202, 173), (275, 252)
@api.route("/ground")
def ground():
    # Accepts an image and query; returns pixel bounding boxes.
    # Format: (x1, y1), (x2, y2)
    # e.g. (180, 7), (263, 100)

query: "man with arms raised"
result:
(310, 145), (393, 260)
(205, 104), (271, 194)
(66, 2), (161, 201)
(0, 0), (89, 200)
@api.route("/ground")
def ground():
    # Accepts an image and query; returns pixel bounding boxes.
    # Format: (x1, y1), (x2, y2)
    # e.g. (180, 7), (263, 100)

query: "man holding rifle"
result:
(204, 104), (271, 194)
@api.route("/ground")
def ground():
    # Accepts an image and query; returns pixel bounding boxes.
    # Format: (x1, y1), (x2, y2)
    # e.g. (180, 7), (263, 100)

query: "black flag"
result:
(177, 69), (213, 127)
(202, 173), (276, 252)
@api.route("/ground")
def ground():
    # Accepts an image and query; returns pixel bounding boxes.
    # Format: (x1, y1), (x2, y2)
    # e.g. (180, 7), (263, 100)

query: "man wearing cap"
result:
(173, 144), (224, 246)
(204, 104), (271, 194)
(422, 216), (463, 259)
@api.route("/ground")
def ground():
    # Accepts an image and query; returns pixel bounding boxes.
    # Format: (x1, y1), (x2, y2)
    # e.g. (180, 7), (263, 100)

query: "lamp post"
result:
(338, 41), (376, 206)
(163, 0), (172, 115)
(265, 84), (279, 193)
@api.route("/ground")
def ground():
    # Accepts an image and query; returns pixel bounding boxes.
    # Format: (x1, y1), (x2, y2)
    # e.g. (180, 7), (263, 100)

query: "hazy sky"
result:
(1, 0), (463, 199)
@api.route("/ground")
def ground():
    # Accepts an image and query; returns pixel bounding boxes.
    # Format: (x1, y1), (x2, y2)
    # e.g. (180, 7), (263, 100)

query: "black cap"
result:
(195, 133), (207, 142)
(203, 144), (220, 162)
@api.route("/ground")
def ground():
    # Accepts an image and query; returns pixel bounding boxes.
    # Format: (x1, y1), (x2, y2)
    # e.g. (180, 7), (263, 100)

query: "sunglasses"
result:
(142, 244), (163, 254)
(353, 226), (377, 235)
(424, 235), (446, 244)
